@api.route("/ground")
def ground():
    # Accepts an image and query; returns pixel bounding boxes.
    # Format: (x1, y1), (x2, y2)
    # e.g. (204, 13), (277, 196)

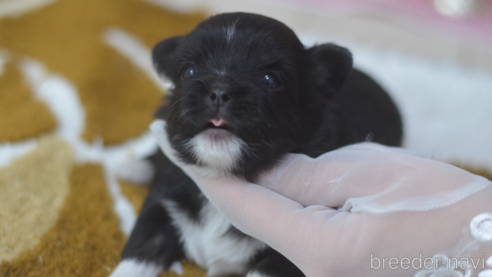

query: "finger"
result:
(150, 120), (183, 167)
(258, 143), (487, 210)
(257, 145), (404, 208)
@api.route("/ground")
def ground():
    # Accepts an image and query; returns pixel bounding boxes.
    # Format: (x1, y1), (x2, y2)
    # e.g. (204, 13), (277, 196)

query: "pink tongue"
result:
(210, 118), (226, 127)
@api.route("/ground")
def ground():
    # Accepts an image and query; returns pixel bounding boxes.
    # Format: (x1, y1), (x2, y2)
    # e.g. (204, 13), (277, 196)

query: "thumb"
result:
(257, 143), (488, 212)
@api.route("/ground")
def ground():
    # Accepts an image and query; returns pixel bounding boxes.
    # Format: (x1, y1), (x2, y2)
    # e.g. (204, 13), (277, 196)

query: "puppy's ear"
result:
(152, 36), (183, 79)
(307, 43), (353, 98)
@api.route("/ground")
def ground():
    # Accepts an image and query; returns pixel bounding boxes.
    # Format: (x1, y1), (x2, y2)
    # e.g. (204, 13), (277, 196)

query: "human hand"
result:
(150, 120), (492, 277)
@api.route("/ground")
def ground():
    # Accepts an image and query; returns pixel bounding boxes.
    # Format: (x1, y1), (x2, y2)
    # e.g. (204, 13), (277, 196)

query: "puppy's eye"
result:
(183, 66), (196, 78)
(262, 73), (280, 89)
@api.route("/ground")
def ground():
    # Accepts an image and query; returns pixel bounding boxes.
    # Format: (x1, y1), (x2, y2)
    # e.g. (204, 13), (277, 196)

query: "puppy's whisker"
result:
(169, 97), (184, 107)
(177, 108), (195, 123)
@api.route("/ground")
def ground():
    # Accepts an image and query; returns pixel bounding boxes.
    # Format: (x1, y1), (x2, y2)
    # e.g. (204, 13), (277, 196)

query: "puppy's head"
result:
(153, 12), (352, 178)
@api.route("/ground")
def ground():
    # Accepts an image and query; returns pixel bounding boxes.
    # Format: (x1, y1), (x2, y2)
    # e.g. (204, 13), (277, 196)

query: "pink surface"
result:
(282, 0), (492, 46)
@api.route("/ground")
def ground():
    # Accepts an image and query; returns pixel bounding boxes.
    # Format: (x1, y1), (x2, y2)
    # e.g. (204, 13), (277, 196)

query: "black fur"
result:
(119, 12), (403, 277)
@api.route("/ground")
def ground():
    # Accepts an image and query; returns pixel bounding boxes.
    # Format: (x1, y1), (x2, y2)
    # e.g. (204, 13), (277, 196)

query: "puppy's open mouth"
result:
(205, 118), (230, 130)
(201, 117), (235, 140)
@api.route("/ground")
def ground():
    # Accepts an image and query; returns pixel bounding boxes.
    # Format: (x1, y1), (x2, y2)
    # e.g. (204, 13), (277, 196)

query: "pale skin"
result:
(151, 120), (492, 277)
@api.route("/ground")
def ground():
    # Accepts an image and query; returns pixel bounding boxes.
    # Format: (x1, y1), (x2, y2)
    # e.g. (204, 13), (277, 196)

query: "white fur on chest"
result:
(185, 132), (245, 173)
(163, 200), (266, 277)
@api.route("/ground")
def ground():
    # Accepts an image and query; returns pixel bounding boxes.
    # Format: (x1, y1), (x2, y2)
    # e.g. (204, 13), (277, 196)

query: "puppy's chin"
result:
(184, 128), (246, 176)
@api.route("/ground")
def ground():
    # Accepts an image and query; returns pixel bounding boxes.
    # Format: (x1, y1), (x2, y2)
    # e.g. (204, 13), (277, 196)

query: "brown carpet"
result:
(0, 63), (56, 142)
(0, 0), (203, 144)
(0, 0), (207, 275)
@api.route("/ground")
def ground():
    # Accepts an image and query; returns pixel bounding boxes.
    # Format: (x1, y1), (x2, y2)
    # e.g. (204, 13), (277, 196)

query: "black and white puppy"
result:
(110, 12), (403, 277)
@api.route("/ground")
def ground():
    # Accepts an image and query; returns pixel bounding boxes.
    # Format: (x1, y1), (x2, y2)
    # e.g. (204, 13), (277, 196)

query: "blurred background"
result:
(0, 0), (491, 276)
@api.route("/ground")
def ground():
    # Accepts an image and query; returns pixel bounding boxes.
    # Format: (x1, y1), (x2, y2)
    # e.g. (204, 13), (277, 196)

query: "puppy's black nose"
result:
(209, 90), (230, 106)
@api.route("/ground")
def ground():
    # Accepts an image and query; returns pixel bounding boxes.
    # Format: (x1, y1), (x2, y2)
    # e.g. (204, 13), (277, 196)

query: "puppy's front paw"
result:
(109, 259), (163, 277)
